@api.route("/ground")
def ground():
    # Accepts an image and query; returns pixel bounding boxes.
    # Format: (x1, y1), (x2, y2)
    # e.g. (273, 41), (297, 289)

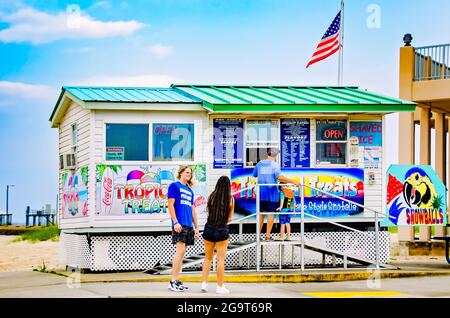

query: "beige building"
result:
(399, 36), (450, 242)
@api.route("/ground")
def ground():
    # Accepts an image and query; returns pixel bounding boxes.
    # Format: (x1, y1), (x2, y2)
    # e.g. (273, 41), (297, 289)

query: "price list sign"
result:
(213, 118), (244, 169)
(281, 118), (310, 168)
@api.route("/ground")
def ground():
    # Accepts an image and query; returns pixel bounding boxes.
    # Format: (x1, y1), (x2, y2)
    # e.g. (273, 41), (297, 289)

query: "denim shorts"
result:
(172, 225), (195, 246)
(202, 222), (229, 243)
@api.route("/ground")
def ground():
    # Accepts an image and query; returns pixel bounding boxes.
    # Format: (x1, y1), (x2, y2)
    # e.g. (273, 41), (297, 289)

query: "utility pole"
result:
(6, 185), (14, 214)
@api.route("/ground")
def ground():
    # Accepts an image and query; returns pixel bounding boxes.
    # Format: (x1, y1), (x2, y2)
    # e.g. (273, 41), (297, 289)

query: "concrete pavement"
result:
(0, 256), (449, 298)
(2, 269), (450, 298)
(46, 256), (450, 284)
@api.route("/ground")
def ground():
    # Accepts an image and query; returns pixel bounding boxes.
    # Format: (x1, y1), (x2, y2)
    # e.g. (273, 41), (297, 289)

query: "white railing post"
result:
(375, 209), (380, 270)
(300, 179), (305, 271)
(239, 222), (243, 268)
(256, 184), (261, 272)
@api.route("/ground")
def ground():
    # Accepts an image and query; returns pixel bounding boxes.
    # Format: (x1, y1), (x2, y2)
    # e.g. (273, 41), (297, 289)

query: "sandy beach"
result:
(0, 235), (60, 272)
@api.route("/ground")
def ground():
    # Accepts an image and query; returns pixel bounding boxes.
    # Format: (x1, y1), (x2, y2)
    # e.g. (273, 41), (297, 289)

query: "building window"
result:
(152, 123), (194, 161)
(315, 119), (347, 165)
(71, 124), (77, 150)
(245, 119), (279, 167)
(106, 124), (149, 161)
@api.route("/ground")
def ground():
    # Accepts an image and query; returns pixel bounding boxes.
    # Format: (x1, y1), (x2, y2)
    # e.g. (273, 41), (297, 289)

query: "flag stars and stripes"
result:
(306, 11), (341, 68)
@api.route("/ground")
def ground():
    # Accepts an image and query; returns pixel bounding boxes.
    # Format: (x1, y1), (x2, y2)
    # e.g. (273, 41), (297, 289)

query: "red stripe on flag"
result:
(306, 45), (340, 68)
(317, 32), (339, 48)
(312, 38), (339, 58)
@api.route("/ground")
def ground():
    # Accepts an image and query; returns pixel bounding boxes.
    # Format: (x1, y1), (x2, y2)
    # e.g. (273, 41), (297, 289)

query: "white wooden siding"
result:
(58, 101), (91, 227)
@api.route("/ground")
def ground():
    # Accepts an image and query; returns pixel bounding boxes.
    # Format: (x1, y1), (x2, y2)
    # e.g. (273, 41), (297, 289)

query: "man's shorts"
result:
(172, 225), (195, 246)
(260, 201), (279, 213)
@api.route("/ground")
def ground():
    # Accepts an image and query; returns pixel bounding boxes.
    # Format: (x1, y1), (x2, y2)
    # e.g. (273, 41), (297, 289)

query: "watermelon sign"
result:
(382, 165), (447, 226)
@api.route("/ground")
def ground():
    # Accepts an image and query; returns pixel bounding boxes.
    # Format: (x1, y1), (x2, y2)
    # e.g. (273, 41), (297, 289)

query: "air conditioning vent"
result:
(60, 152), (76, 170)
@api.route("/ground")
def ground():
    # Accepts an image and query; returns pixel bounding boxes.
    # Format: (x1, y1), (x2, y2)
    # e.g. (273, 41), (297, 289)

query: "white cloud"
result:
(0, 81), (56, 99)
(89, 1), (112, 10)
(0, 81), (58, 110)
(76, 74), (181, 87)
(146, 44), (174, 58)
(0, 0), (25, 12)
(0, 7), (146, 44)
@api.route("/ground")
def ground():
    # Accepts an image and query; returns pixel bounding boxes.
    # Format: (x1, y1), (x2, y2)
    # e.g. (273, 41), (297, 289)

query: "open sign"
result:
(322, 128), (346, 140)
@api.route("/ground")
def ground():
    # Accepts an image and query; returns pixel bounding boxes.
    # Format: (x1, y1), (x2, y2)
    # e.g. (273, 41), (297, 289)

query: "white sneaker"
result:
(201, 281), (208, 293)
(216, 285), (230, 294)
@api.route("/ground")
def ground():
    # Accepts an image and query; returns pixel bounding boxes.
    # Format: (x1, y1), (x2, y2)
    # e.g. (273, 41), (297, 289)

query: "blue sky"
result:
(0, 0), (449, 224)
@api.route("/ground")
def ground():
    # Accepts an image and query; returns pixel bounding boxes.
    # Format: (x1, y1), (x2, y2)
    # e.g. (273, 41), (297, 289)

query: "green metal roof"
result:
(50, 84), (416, 127)
(63, 86), (202, 103)
(172, 85), (416, 112)
(49, 86), (203, 127)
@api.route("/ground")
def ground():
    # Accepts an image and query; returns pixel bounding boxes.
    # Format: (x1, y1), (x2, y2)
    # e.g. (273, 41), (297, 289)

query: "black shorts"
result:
(172, 225), (195, 246)
(202, 222), (229, 243)
(260, 200), (279, 212)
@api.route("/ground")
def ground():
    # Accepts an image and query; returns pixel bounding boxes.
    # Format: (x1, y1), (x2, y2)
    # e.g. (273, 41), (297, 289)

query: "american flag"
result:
(306, 11), (341, 68)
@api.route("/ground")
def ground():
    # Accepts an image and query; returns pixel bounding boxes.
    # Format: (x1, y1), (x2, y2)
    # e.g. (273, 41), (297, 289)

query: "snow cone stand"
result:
(50, 85), (417, 271)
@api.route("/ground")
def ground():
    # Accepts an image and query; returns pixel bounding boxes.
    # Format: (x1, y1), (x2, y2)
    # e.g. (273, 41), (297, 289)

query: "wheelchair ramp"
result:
(299, 241), (397, 269)
(143, 240), (257, 275)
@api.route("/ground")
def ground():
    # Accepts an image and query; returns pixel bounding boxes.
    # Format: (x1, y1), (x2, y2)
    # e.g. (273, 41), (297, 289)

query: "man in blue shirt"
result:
(253, 148), (300, 240)
(167, 166), (200, 292)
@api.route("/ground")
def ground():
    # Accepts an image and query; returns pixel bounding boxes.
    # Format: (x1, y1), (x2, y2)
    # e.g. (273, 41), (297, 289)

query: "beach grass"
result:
(388, 226), (435, 235)
(13, 225), (60, 243)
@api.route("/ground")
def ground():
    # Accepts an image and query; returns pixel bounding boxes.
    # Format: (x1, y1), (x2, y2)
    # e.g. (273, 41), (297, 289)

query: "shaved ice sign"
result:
(383, 165), (446, 226)
(95, 164), (207, 222)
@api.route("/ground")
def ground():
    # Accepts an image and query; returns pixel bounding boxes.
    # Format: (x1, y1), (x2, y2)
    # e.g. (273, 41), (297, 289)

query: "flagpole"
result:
(338, 0), (344, 86)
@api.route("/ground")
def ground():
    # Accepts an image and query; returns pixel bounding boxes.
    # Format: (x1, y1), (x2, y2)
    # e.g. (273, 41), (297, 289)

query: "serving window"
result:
(106, 123), (149, 161)
(152, 123), (194, 162)
(105, 122), (194, 162)
(315, 119), (347, 165)
(245, 119), (279, 167)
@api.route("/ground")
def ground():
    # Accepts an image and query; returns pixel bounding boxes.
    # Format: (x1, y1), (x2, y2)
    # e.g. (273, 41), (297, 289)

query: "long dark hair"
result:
(207, 176), (231, 226)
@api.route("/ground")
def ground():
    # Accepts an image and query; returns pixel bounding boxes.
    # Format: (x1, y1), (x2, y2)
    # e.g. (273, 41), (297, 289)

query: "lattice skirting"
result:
(60, 231), (390, 271)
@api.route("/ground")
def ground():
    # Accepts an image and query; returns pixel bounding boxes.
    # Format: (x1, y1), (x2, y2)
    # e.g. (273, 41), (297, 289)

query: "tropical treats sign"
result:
(383, 165), (446, 226)
(95, 164), (207, 220)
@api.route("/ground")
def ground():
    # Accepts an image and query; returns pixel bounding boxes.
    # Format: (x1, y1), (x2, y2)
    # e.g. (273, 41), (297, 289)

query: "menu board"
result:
(281, 118), (310, 168)
(213, 118), (244, 169)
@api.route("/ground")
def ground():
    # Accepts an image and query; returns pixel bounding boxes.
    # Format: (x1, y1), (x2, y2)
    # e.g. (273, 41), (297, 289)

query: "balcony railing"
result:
(414, 43), (450, 81)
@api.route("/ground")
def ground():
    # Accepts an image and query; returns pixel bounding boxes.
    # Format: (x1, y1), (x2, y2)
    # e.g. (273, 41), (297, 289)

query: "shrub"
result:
(16, 225), (60, 243)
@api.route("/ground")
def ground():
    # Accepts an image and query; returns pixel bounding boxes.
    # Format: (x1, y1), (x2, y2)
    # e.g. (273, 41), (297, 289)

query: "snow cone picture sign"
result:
(383, 165), (446, 226)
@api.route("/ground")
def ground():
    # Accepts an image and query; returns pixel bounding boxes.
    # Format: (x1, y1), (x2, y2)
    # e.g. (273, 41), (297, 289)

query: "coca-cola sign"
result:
(95, 164), (208, 222)
(100, 167), (114, 215)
